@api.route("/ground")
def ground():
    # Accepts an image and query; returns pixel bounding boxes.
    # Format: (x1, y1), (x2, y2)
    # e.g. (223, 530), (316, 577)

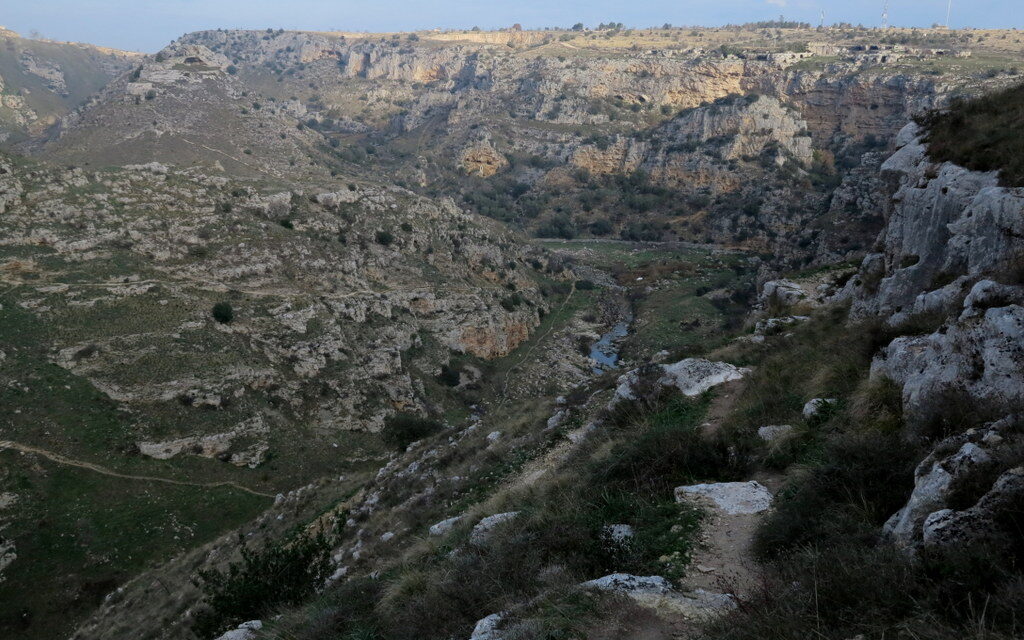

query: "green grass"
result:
(0, 453), (268, 640)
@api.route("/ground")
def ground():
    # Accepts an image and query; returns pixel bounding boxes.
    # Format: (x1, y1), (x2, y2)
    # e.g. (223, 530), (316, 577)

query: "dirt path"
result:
(682, 379), (783, 600)
(0, 440), (276, 498)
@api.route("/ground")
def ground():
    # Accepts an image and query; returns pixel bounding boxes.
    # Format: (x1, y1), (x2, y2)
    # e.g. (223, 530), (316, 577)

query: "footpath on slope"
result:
(0, 440), (275, 498)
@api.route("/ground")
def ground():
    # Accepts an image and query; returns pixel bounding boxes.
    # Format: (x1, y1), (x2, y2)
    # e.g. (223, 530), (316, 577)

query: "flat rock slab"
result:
(581, 574), (736, 621)
(675, 481), (773, 515)
(659, 359), (749, 397)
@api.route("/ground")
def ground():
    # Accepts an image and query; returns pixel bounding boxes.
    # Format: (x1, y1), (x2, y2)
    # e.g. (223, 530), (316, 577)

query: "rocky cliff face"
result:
(838, 123), (1024, 551)
(32, 27), (1003, 263)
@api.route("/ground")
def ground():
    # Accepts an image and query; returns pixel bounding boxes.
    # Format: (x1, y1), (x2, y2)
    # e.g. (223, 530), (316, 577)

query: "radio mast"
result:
(881, 0), (890, 29)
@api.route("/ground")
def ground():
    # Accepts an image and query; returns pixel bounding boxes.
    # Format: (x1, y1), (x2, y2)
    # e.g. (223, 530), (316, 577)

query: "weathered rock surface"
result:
(470, 511), (520, 546)
(213, 620), (262, 640)
(675, 481), (773, 515)
(581, 574), (737, 620)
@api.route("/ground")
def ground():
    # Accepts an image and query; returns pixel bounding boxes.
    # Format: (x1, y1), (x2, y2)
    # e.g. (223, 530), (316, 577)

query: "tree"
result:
(193, 531), (335, 638)
(212, 302), (234, 324)
(571, 22), (585, 31)
(381, 413), (443, 450)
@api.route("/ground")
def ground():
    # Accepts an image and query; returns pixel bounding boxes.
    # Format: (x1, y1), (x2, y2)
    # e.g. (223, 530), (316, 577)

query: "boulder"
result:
(802, 398), (837, 419)
(675, 481), (773, 515)
(469, 612), (505, 640)
(757, 424), (794, 443)
(428, 515), (464, 536)
(470, 512), (520, 546)
(214, 620), (262, 640)
(658, 359), (748, 397)
(760, 279), (807, 308)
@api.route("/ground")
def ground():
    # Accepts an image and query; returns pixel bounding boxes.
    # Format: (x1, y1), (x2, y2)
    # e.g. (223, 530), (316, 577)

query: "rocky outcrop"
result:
(841, 119), (1024, 555)
(884, 414), (1023, 548)
(845, 123), (1024, 323)
(871, 284), (1024, 432)
(460, 139), (508, 177)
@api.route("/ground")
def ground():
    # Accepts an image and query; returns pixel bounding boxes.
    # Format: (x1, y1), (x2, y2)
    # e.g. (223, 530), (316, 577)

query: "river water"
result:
(589, 315), (631, 374)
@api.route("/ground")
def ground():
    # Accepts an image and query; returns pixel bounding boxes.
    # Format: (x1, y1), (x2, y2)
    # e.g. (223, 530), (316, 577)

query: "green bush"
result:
(193, 530), (335, 638)
(595, 393), (749, 495)
(917, 82), (1024, 187)
(753, 430), (917, 559)
(375, 231), (394, 246)
(211, 301), (234, 324)
(704, 542), (1024, 640)
(437, 365), (461, 387)
(380, 413), (443, 450)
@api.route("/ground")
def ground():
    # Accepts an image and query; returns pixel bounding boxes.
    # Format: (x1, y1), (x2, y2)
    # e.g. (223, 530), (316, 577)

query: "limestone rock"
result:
(884, 441), (991, 545)
(658, 359), (748, 397)
(428, 515), (463, 536)
(460, 140), (508, 177)
(922, 467), (1024, 548)
(758, 424), (794, 443)
(581, 574), (736, 620)
(802, 398), (837, 419)
(469, 612), (505, 640)
(675, 481), (773, 515)
(470, 512), (519, 546)
(214, 620), (262, 640)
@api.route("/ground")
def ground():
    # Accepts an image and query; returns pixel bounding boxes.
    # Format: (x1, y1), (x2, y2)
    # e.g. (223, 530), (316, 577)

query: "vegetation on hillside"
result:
(918, 82), (1024, 187)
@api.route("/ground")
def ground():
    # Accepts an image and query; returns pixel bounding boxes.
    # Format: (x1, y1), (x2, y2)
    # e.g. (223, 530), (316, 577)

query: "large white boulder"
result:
(659, 359), (748, 397)
(675, 481), (773, 515)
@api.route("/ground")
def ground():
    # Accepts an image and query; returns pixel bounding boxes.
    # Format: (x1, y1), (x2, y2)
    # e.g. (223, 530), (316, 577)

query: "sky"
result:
(4, 0), (1022, 53)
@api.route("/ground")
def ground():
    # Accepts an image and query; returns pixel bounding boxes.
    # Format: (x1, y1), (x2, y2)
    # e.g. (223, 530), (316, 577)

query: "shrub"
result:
(192, 530), (335, 638)
(595, 393), (749, 495)
(704, 541), (1024, 640)
(753, 430), (917, 558)
(380, 413), (442, 450)
(211, 302), (234, 324)
(375, 230), (394, 246)
(917, 82), (1024, 187)
(437, 364), (461, 387)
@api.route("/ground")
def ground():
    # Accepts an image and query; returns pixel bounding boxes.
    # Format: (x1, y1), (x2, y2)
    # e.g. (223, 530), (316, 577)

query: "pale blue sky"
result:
(5, 0), (1022, 52)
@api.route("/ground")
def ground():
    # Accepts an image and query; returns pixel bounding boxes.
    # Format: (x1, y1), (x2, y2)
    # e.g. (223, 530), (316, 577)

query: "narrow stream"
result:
(589, 313), (632, 374)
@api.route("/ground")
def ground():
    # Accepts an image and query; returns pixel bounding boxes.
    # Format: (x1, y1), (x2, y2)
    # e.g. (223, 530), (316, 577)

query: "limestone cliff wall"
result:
(839, 123), (1024, 551)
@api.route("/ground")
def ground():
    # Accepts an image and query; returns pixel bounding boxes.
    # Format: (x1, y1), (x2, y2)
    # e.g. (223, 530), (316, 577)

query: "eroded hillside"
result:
(0, 22), (1022, 640)
(0, 27), (138, 143)
(0, 148), (569, 639)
